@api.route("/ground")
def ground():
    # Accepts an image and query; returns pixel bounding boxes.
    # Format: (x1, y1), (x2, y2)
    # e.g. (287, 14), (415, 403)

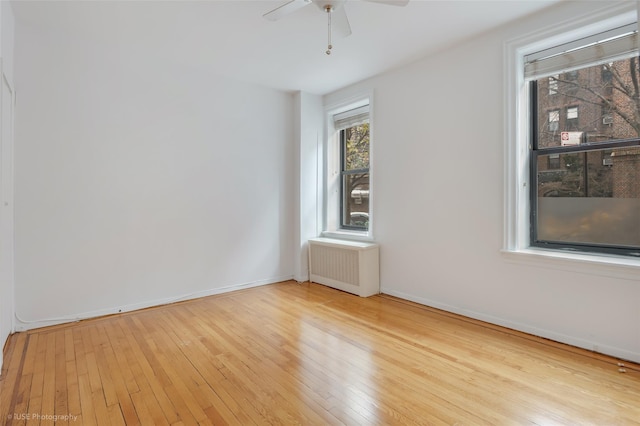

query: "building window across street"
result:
(548, 109), (560, 132)
(526, 22), (640, 256)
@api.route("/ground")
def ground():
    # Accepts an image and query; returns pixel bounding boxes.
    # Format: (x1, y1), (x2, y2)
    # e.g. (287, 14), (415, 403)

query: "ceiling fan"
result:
(263, 0), (410, 55)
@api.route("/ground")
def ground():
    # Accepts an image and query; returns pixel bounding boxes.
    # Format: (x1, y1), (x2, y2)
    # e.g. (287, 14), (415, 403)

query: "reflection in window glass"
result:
(549, 110), (559, 132)
(549, 75), (558, 95)
(344, 174), (370, 229)
(536, 147), (640, 248)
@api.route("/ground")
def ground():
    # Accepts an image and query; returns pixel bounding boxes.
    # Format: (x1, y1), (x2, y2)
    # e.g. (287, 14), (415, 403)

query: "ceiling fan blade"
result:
(333, 6), (352, 38)
(363, 0), (409, 6)
(263, 0), (312, 21)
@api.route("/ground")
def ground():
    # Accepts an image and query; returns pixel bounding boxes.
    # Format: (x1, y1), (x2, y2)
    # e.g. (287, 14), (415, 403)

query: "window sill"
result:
(501, 247), (640, 281)
(321, 230), (373, 243)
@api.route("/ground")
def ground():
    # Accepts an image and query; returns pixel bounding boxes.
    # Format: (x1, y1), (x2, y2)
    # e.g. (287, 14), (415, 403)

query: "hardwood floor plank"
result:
(92, 325), (119, 408)
(107, 403), (126, 426)
(160, 384), (200, 426)
(99, 341), (139, 425)
(0, 333), (28, 424)
(184, 301), (341, 424)
(129, 389), (163, 426)
(1, 281), (639, 425)
(102, 321), (140, 396)
(152, 314), (243, 424)
(13, 333), (39, 422)
(53, 331), (69, 425)
(64, 329), (82, 423)
(91, 387), (112, 426)
(77, 374), (97, 426)
(25, 334), (47, 421)
(118, 317), (180, 424)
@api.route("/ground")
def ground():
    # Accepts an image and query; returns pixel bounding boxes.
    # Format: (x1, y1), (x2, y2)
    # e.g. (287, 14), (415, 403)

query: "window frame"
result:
(548, 109), (560, 131)
(565, 106), (578, 126)
(503, 3), (640, 273)
(339, 127), (370, 231)
(548, 75), (559, 95)
(323, 93), (374, 241)
(530, 78), (640, 256)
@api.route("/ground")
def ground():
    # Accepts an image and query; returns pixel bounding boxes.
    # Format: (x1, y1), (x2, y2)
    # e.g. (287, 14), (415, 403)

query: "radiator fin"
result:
(310, 245), (360, 286)
(308, 238), (379, 297)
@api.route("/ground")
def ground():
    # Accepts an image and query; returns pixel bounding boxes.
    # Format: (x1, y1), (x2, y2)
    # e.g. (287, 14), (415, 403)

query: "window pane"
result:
(536, 57), (640, 149)
(343, 173), (369, 230)
(548, 110), (559, 132)
(537, 198), (640, 247)
(548, 75), (558, 95)
(536, 147), (640, 247)
(344, 123), (369, 170)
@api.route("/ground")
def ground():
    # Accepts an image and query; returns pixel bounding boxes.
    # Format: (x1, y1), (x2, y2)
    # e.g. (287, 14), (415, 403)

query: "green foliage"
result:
(345, 123), (369, 170)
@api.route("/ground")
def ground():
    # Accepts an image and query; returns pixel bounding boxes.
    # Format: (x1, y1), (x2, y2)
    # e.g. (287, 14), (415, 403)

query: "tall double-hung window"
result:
(526, 23), (640, 256)
(333, 105), (370, 231)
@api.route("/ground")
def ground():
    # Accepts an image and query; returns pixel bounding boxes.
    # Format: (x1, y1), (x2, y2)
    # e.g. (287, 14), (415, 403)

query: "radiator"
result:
(308, 237), (380, 297)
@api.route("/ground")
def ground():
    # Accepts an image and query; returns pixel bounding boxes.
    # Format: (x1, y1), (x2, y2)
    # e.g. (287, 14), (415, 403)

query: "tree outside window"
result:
(341, 123), (370, 230)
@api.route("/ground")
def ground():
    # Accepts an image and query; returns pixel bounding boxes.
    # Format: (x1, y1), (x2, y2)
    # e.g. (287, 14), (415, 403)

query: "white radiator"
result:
(308, 237), (380, 297)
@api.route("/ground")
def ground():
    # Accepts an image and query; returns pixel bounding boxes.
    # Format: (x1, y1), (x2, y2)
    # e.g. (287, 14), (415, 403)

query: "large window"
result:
(333, 104), (370, 231)
(527, 24), (640, 256)
(326, 100), (371, 236)
(340, 122), (370, 230)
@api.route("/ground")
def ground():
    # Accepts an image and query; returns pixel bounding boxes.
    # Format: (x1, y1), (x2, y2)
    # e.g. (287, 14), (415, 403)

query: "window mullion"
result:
(342, 168), (369, 175)
(538, 139), (640, 155)
(530, 80), (539, 246)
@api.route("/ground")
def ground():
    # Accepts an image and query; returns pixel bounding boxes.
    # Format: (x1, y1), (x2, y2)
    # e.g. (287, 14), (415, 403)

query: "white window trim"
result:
(322, 91), (374, 242)
(503, 3), (640, 279)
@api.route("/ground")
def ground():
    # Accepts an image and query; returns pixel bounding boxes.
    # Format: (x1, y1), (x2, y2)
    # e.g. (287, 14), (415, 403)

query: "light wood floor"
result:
(1, 281), (639, 425)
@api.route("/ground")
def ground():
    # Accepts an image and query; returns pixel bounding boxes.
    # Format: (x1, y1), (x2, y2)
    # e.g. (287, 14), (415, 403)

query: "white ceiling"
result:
(11, 0), (563, 94)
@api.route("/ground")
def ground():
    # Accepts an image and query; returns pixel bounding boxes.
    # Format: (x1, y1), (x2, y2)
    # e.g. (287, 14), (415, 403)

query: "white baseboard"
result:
(14, 275), (294, 332)
(381, 287), (640, 364)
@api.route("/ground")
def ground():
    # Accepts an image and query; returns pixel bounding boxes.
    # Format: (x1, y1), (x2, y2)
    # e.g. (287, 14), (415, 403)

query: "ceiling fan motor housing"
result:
(263, 0), (409, 54)
(314, 0), (347, 12)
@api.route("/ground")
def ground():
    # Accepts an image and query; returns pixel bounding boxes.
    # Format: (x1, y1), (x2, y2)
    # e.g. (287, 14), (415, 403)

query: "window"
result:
(602, 63), (615, 96)
(527, 23), (640, 256)
(340, 121), (370, 230)
(548, 110), (560, 131)
(566, 106), (578, 130)
(565, 70), (579, 81)
(326, 99), (372, 236)
(548, 75), (559, 95)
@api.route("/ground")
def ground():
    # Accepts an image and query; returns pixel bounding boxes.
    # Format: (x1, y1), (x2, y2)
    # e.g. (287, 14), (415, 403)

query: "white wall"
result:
(324, 1), (640, 363)
(293, 92), (323, 282)
(9, 0), (640, 366)
(13, 23), (295, 329)
(0, 0), (15, 373)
